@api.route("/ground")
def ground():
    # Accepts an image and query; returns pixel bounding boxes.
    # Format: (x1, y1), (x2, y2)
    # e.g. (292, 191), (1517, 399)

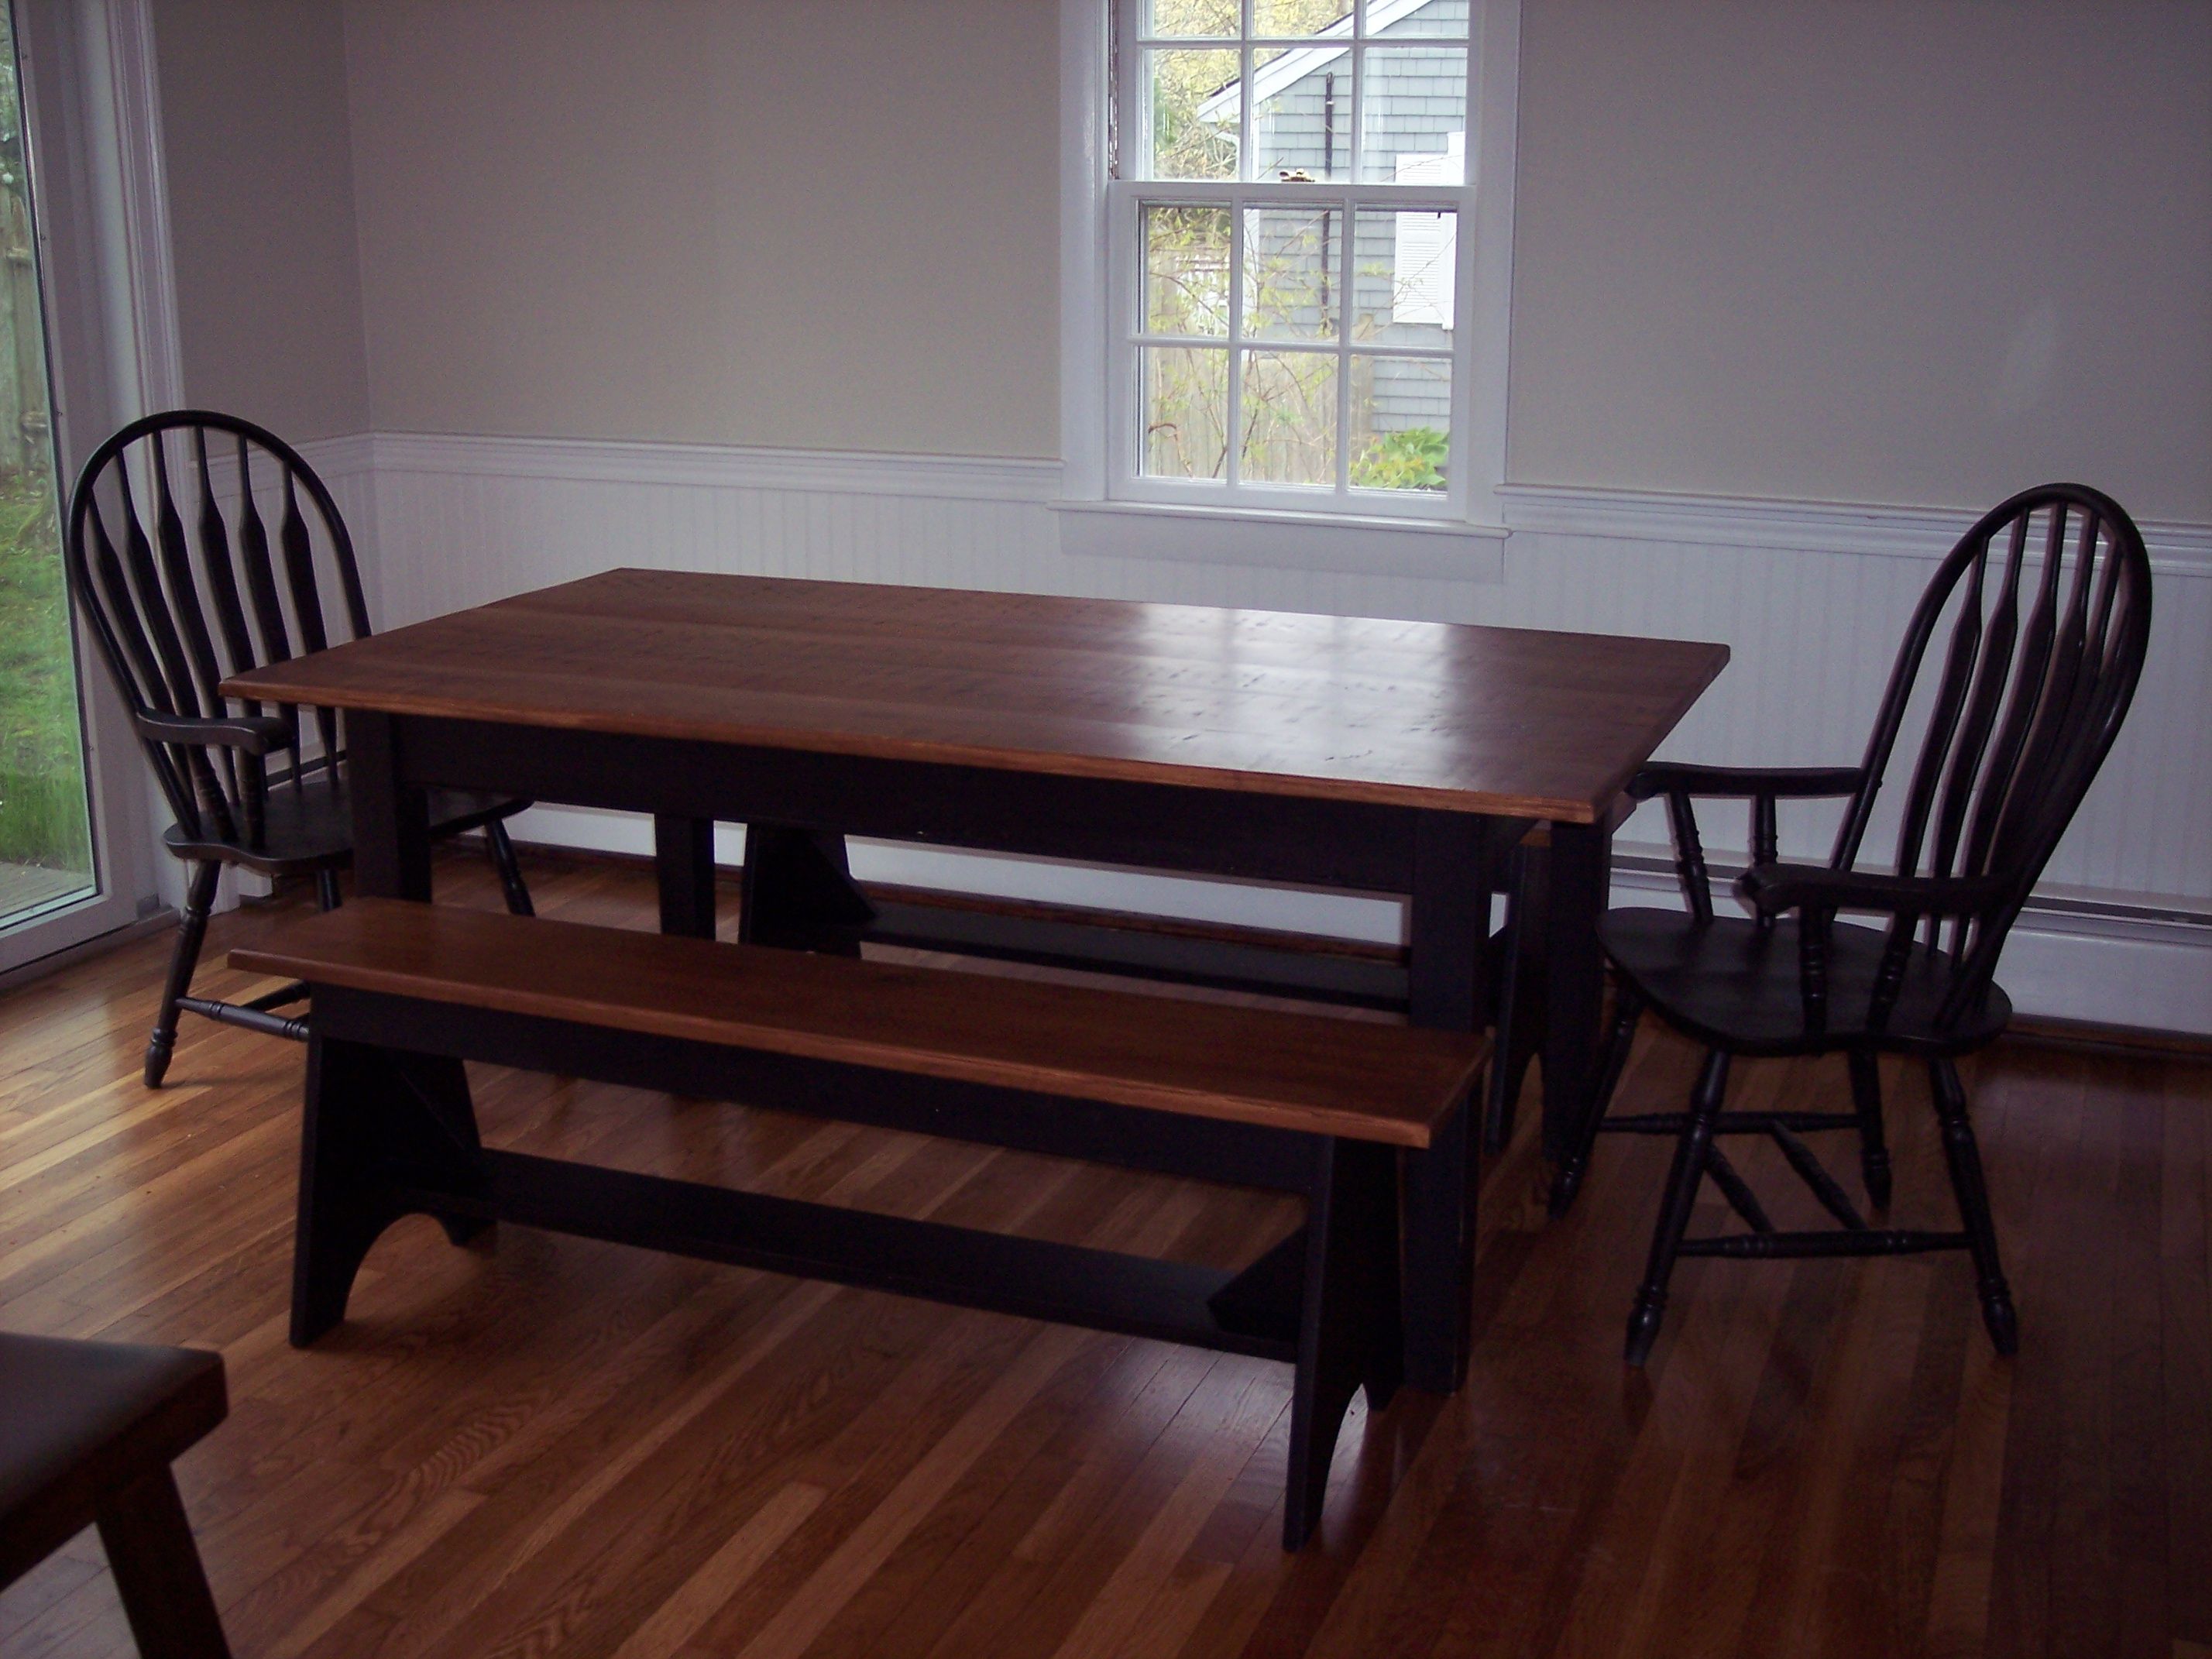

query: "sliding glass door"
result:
(0, 4), (93, 932)
(0, 1), (149, 971)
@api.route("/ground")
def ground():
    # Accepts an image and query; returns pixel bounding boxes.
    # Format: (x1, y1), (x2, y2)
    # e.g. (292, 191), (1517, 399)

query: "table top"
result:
(222, 569), (1729, 823)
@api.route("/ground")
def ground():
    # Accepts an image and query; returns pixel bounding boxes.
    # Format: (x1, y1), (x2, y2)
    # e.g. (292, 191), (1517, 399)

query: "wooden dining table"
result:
(225, 568), (1727, 1393)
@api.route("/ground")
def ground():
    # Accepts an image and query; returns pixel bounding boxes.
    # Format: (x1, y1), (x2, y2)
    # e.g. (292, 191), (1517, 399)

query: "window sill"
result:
(1049, 498), (1508, 582)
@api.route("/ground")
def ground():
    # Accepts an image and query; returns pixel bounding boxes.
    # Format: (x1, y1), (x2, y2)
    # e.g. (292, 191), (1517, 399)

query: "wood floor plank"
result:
(0, 849), (2203, 1657)
(615, 1482), (826, 1659)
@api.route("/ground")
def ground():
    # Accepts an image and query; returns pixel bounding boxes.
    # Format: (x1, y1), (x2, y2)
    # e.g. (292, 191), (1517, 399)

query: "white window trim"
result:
(1056, 0), (1517, 568)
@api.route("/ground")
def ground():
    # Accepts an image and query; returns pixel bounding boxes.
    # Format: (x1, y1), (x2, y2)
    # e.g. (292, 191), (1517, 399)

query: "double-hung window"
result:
(1103, 0), (1499, 524)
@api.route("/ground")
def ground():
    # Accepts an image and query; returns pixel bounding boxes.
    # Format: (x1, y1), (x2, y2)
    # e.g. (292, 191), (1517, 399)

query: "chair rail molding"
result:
(339, 428), (2212, 1034)
(363, 431), (1062, 503)
(1500, 482), (2212, 575)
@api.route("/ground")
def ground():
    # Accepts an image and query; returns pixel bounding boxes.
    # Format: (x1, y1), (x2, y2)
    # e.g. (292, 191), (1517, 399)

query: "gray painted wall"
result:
(342, 0), (1060, 458)
(148, 0), (2212, 520)
(1510, 0), (2212, 519)
(152, 0), (369, 441)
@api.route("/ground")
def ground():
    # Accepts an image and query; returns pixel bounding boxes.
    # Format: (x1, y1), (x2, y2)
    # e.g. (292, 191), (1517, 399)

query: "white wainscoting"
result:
(304, 431), (2212, 1034)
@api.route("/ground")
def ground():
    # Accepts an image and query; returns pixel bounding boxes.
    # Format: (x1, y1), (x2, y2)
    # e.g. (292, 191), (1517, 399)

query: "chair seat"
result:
(0, 1333), (227, 1589)
(1602, 907), (2011, 1058)
(163, 778), (527, 874)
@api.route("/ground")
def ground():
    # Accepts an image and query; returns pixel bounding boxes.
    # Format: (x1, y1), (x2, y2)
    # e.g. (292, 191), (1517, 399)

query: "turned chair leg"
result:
(315, 869), (342, 912)
(1624, 1045), (1729, 1365)
(1847, 1049), (1892, 1209)
(1551, 983), (1644, 1215)
(1929, 1056), (2018, 1355)
(146, 863), (222, 1088)
(485, 820), (534, 916)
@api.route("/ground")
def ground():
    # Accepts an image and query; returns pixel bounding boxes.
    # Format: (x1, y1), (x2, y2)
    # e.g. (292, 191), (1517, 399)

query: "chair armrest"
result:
(1626, 762), (1864, 802)
(1735, 861), (2014, 920)
(1624, 764), (1863, 926)
(136, 712), (293, 755)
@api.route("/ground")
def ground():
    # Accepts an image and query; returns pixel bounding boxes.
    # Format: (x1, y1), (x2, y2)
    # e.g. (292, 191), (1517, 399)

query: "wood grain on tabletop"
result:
(221, 571), (1730, 823)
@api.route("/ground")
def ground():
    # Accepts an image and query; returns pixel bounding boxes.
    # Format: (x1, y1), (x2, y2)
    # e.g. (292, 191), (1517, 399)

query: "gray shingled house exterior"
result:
(1203, 0), (1467, 448)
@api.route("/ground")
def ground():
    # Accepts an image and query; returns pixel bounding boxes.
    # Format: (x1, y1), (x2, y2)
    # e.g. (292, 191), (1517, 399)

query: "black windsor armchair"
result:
(1549, 484), (2153, 1366)
(64, 410), (535, 1087)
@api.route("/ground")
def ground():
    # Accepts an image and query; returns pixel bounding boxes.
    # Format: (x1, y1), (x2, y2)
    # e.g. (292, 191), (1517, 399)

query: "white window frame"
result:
(1059, 0), (1517, 556)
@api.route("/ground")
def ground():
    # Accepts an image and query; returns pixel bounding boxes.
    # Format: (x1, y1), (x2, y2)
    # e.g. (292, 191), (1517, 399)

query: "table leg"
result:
(738, 825), (875, 955)
(1540, 818), (1612, 1163)
(654, 816), (718, 938)
(1401, 810), (1492, 1393)
(346, 712), (431, 901)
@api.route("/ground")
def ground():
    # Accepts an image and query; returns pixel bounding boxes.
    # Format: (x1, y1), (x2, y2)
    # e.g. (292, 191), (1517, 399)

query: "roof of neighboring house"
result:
(1196, 0), (1448, 120)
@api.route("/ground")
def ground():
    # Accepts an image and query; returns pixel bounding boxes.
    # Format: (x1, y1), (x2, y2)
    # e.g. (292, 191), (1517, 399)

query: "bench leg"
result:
(293, 1037), (489, 1347)
(1283, 1138), (1402, 1550)
(96, 1465), (232, 1658)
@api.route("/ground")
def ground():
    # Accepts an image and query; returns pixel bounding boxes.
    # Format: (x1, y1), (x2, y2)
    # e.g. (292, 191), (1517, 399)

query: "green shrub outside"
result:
(1351, 425), (1448, 491)
(0, 465), (92, 871)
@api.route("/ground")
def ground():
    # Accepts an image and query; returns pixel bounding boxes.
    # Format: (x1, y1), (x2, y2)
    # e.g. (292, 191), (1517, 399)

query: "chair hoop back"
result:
(1833, 483), (2152, 1025)
(64, 410), (370, 848)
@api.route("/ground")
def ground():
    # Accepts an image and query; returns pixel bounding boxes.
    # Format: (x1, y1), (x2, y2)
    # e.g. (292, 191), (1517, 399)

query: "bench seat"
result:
(232, 898), (1484, 1547)
(232, 899), (1479, 1146)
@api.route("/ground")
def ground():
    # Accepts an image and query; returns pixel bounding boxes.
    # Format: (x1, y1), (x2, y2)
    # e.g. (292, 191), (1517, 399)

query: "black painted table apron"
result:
(339, 709), (1560, 1393)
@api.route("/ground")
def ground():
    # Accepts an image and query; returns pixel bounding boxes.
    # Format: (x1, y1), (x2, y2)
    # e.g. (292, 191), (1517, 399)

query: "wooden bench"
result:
(0, 1333), (233, 1657)
(232, 898), (1483, 1547)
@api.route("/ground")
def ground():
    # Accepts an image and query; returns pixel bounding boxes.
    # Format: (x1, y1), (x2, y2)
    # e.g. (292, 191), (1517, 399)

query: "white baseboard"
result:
(507, 805), (1410, 943)
(1604, 857), (2212, 1036)
(508, 805), (2211, 1036)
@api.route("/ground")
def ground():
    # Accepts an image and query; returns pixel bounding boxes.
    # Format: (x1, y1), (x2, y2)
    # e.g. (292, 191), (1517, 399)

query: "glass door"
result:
(0, 1), (147, 971)
(0, 4), (92, 929)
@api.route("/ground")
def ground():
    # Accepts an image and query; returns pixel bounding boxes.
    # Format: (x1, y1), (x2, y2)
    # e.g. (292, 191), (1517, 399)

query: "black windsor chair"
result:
(1549, 484), (2153, 1366)
(64, 410), (535, 1087)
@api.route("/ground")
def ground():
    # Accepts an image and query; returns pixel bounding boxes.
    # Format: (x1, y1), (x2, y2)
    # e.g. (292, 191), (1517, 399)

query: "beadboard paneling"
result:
(311, 431), (2212, 1031)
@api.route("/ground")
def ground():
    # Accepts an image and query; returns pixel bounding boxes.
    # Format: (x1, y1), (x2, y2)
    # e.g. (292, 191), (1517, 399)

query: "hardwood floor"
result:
(1, 850), (2204, 1657)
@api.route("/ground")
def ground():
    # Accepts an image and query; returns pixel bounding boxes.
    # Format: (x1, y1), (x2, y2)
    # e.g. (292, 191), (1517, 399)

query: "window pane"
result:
(1251, 46), (1352, 181)
(1351, 356), (1451, 492)
(1142, 346), (1229, 479)
(1352, 206), (1456, 339)
(1146, 0), (1238, 37)
(1143, 49), (1240, 180)
(1242, 205), (1339, 341)
(1142, 205), (1231, 337)
(1358, 46), (1468, 182)
(1239, 350), (1338, 486)
(1252, 0), (1349, 39)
